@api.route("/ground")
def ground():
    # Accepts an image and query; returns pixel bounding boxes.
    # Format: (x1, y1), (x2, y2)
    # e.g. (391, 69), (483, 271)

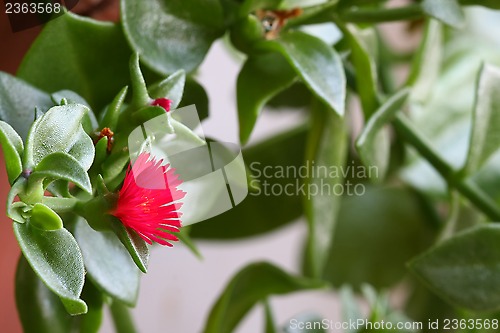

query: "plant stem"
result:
(341, 4), (423, 23)
(42, 197), (79, 213)
(110, 301), (138, 333)
(393, 114), (500, 221)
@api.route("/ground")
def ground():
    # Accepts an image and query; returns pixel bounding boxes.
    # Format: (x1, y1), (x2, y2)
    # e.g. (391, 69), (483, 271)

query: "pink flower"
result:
(111, 153), (185, 246)
(151, 98), (172, 112)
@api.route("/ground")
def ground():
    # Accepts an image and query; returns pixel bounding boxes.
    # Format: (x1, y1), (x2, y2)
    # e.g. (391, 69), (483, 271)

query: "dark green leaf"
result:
(422, 0), (465, 28)
(356, 88), (410, 181)
(464, 64), (500, 175)
(264, 300), (277, 333)
(110, 219), (150, 273)
(203, 262), (325, 333)
(13, 222), (87, 315)
(323, 186), (436, 290)
(73, 218), (140, 306)
(237, 52), (296, 144)
(31, 152), (92, 194)
(408, 224), (500, 312)
(15, 255), (75, 333)
(148, 70), (186, 110)
(190, 125), (307, 239)
(0, 120), (23, 184)
(0, 72), (53, 139)
(459, 0), (500, 9)
(303, 100), (348, 279)
(100, 86), (129, 130)
(179, 77), (210, 122)
(17, 12), (131, 113)
(260, 31), (346, 116)
(121, 0), (224, 75)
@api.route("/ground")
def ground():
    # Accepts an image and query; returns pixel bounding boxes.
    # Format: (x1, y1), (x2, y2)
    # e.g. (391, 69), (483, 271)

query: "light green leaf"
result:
(17, 12), (131, 113)
(409, 224), (500, 312)
(323, 186), (437, 290)
(0, 72), (53, 139)
(29, 203), (63, 231)
(121, 0), (224, 75)
(110, 219), (150, 274)
(31, 152), (92, 194)
(303, 99), (347, 279)
(203, 262), (326, 333)
(67, 127), (96, 172)
(464, 64), (500, 175)
(13, 222), (87, 315)
(260, 31), (346, 116)
(237, 52), (297, 144)
(23, 103), (90, 170)
(356, 88), (410, 181)
(100, 86), (128, 130)
(0, 120), (24, 184)
(148, 70), (186, 110)
(73, 218), (140, 306)
(191, 125), (307, 239)
(15, 256), (76, 333)
(283, 313), (326, 333)
(339, 286), (363, 333)
(422, 0), (465, 28)
(7, 179), (28, 223)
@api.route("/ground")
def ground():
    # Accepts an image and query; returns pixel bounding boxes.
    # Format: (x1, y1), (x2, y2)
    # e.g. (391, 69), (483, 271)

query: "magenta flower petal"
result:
(111, 152), (185, 246)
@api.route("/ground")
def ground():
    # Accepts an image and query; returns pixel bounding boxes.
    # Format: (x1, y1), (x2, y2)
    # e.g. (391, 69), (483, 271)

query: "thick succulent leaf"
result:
(110, 218), (150, 274)
(303, 100), (347, 279)
(356, 88), (410, 181)
(237, 52), (297, 144)
(31, 152), (92, 194)
(15, 256), (76, 333)
(17, 12), (131, 113)
(148, 70), (186, 110)
(0, 72), (53, 139)
(0, 120), (24, 184)
(13, 222), (87, 315)
(421, 0), (465, 28)
(121, 0), (224, 74)
(73, 218), (140, 306)
(409, 224), (500, 312)
(260, 31), (346, 116)
(203, 262), (326, 333)
(464, 64), (500, 175)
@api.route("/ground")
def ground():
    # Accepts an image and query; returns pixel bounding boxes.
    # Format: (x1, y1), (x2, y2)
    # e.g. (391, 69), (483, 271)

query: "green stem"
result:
(341, 4), (423, 23)
(110, 301), (138, 333)
(393, 115), (500, 221)
(42, 197), (79, 213)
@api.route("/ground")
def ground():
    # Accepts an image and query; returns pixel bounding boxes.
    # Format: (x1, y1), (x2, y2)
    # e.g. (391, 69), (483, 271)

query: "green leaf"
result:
(356, 88), (410, 181)
(110, 219), (150, 274)
(0, 120), (24, 184)
(459, 0), (500, 9)
(303, 100), (348, 279)
(31, 152), (92, 194)
(322, 186), (437, 290)
(15, 255), (76, 333)
(13, 222), (87, 315)
(100, 86), (129, 130)
(67, 127), (96, 172)
(422, 0), (465, 28)
(464, 64), (500, 175)
(148, 70), (186, 110)
(190, 125), (307, 239)
(121, 0), (224, 75)
(260, 31), (346, 116)
(7, 179), (28, 223)
(406, 20), (443, 103)
(0, 72), (53, 139)
(339, 286), (363, 332)
(408, 224), (500, 312)
(339, 23), (379, 117)
(29, 203), (63, 230)
(73, 218), (140, 306)
(283, 313), (326, 333)
(23, 103), (92, 170)
(179, 78), (210, 122)
(50, 90), (98, 134)
(17, 12), (131, 113)
(237, 52), (296, 144)
(203, 262), (325, 333)
(264, 300), (277, 333)
(109, 301), (138, 333)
